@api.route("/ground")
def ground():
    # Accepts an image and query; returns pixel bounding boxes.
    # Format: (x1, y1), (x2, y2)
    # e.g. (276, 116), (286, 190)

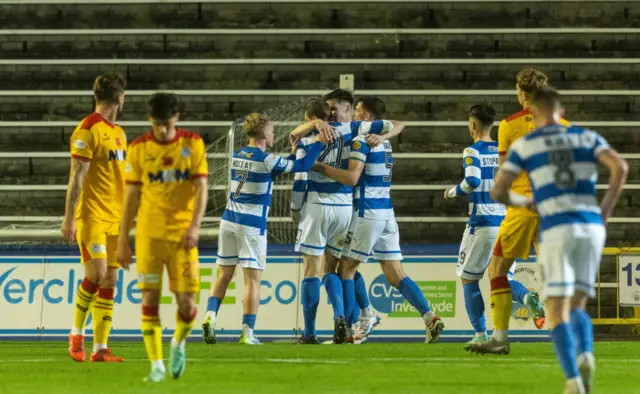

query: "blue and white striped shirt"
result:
(351, 136), (394, 220)
(452, 141), (506, 230)
(221, 143), (323, 235)
(503, 124), (610, 234)
(291, 120), (393, 210)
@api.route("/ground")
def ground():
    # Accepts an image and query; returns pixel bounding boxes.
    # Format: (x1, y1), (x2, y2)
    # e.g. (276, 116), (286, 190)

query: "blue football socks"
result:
(354, 271), (370, 310)
(323, 273), (345, 321)
(509, 279), (530, 304)
(242, 314), (257, 329)
(463, 281), (486, 334)
(397, 277), (430, 315)
(570, 309), (594, 354)
(342, 279), (356, 326)
(301, 277), (321, 338)
(206, 296), (222, 313)
(550, 322), (580, 379)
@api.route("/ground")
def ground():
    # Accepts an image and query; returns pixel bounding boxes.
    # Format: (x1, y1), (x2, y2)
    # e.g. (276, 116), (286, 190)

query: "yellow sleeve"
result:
(497, 120), (511, 158)
(124, 143), (143, 184)
(191, 138), (209, 179)
(70, 127), (97, 161)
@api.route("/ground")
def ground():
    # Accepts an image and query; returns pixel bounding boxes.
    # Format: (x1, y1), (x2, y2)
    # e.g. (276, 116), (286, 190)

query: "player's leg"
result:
(324, 205), (355, 343)
(338, 256), (360, 343)
(295, 204), (328, 344)
(69, 220), (107, 362)
(509, 276), (545, 329)
(570, 227), (605, 394)
(203, 265), (235, 344)
(324, 251), (348, 343)
(485, 213), (539, 348)
(540, 236), (585, 393)
(456, 226), (489, 348)
(236, 233), (267, 345)
(379, 260), (444, 343)
(90, 266), (124, 362)
(239, 267), (263, 344)
(168, 243), (199, 379)
(136, 237), (167, 382)
(90, 227), (124, 361)
(203, 229), (238, 344)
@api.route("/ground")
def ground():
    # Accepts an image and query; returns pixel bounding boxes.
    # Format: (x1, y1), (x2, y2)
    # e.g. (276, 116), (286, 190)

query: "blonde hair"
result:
(516, 68), (549, 96)
(243, 112), (271, 138)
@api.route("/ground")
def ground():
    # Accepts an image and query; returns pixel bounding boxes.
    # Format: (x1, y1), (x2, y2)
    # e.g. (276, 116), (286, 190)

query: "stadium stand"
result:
(0, 0), (638, 326)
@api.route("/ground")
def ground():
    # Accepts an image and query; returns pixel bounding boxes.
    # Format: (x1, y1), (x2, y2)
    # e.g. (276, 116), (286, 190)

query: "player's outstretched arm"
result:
(362, 120), (405, 147)
(312, 159), (364, 187)
(444, 148), (481, 200)
(289, 119), (335, 143)
(272, 139), (324, 175)
(61, 158), (90, 244)
(116, 184), (141, 270)
(597, 148), (628, 223)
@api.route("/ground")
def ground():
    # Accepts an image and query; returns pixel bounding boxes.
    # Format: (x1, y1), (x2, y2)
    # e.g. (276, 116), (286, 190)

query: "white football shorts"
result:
(295, 203), (352, 258)
(538, 224), (606, 299)
(216, 229), (267, 271)
(457, 225), (508, 280)
(342, 215), (403, 263)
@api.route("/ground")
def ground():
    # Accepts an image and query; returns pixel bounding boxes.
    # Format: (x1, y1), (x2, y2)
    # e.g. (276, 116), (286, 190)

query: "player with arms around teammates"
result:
(117, 93), (208, 382)
(62, 72), (127, 363)
(290, 98), (404, 344)
(312, 96), (445, 343)
(470, 69), (567, 355)
(491, 88), (627, 394)
(201, 113), (324, 345)
(443, 104), (545, 349)
(322, 89), (381, 340)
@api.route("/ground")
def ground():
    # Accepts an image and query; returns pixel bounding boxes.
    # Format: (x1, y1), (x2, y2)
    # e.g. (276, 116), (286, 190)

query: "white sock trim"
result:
(70, 327), (85, 336)
(92, 343), (108, 353)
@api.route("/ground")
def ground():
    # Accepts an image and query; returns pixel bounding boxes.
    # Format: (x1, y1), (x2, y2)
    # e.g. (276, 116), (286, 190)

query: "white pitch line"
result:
(2, 356), (639, 365)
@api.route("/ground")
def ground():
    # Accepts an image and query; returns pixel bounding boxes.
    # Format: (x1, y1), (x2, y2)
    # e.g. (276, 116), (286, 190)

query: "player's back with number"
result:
(506, 124), (607, 233)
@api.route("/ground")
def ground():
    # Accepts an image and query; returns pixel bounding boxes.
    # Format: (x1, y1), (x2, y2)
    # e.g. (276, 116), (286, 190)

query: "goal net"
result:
(205, 99), (313, 244)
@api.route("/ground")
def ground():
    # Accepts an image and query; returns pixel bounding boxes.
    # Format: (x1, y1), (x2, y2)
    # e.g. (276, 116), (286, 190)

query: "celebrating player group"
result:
(61, 69), (628, 394)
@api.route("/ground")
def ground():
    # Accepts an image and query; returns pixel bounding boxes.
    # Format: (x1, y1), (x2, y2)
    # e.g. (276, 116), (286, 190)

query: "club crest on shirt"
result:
(74, 139), (86, 149)
(465, 157), (473, 165)
(352, 140), (362, 150)
(91, 243), (106, 254)
(181, 147), (191, 158)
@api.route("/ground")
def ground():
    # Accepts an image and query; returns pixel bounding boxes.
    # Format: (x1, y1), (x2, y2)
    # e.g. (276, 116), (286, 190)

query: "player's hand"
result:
(61, 215), (76, 244)
(181, 225), (200, 250)
(117, 241), (133, 271)
(314, 120), (336, 143)
(311, 162), (325, 172)
(366, 134), (385, 147)
(289, 135), (300, 154)
(600, 203), (614, 224)
(443, 189), (451, 200)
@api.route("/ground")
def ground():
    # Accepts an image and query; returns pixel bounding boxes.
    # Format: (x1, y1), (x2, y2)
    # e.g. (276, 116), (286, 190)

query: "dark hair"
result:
(529, 86), (561, 110)
(324, 89), (354, 106)
(304, 99), (330, 121)
(516, 68), (549, 96)
(147, 93), (180, 121)
(468, 104), (496, 129)
(93, 72), (125, 103)
(356, 96), (386, 120)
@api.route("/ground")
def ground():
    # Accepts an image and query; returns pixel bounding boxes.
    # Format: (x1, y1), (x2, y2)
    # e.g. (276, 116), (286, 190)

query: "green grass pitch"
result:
(0, 341), (638, 393)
